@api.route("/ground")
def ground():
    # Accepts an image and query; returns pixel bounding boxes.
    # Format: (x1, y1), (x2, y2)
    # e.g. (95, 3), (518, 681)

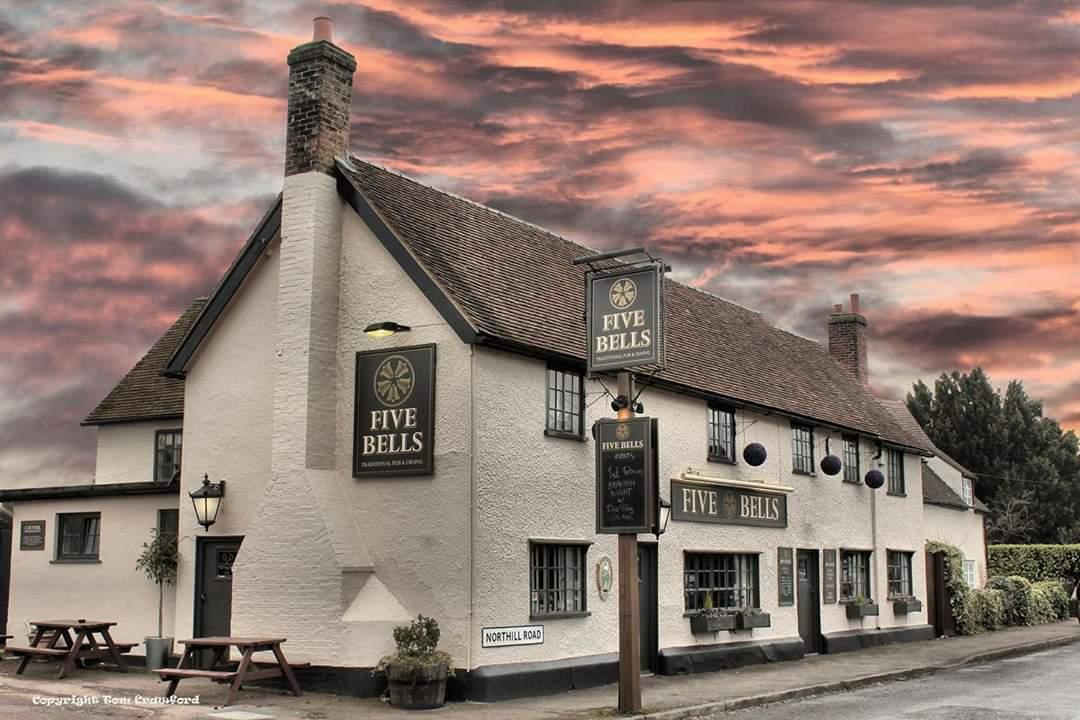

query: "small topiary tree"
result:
(135, 528), (178, 638)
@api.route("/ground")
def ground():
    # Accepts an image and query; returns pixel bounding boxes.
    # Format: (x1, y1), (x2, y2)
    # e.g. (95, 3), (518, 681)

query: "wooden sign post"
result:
(616, 372), (641, 713)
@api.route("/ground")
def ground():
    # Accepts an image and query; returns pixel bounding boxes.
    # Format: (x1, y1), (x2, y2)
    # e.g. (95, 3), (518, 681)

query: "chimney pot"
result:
(850, 293), (860, 314)
(313, 16), (333, 42)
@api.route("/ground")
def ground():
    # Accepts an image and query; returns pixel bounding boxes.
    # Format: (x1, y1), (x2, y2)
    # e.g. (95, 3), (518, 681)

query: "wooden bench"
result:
(15, 620), (130, 679)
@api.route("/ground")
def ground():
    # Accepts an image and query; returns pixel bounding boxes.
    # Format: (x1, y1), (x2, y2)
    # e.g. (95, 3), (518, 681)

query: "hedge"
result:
(988, 544), (1080, 586)
(926, 541), (978, 634)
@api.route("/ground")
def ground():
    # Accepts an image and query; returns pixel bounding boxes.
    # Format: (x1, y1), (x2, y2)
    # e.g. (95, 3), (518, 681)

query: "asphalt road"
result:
(713, 642), (1080, 720)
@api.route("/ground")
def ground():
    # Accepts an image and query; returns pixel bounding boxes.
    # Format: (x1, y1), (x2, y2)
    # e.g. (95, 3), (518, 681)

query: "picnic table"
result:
(158, 637), (307, 706)
(7, 620), (134, 679)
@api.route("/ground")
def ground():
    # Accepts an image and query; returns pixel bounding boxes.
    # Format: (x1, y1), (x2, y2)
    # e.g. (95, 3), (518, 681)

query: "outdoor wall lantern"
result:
(364, 321), (411, 337)
(653, 497), (672, 538)
(190, 474), (226, 531)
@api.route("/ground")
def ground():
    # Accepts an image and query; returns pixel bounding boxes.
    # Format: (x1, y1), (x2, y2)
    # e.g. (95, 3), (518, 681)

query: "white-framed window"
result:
(962, 477), (974, 507)
(963, 559), (977, 589)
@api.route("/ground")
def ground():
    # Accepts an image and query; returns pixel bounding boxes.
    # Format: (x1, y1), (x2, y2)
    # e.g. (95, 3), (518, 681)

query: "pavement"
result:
(0, 621), (1077, 720)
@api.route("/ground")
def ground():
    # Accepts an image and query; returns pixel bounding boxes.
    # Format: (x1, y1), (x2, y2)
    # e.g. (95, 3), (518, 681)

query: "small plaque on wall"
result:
(778, 547), (794, 606)
(823, 549), (837, 604)
(20, 520), (45, 550)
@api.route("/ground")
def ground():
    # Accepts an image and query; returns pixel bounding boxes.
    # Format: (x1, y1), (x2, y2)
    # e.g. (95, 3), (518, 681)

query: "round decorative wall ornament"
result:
(597, 556), (614, 600)
(609, 278), (638, 309)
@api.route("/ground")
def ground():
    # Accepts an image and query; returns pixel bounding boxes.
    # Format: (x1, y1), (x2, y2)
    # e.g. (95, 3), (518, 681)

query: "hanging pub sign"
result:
(353, 344), (436, 478)
(586, 263), (665, 374)
(670, 479), (788, 528)
(20, 520), (45, 551)
(595, 417), (653, 534)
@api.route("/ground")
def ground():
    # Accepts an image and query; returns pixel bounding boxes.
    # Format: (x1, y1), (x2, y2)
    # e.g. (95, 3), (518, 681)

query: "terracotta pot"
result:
(387, 661), (448, 709)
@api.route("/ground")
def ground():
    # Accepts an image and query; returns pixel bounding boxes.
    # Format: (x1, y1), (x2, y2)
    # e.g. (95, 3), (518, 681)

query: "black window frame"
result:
(683, 552), (760, 612)
(529, 541), (590, 619)
(707, 405), (737, 464)
(887, 449), (905, 495)
(887, 550), (914, 598)
(55, 512), (101, 562)
(791, 423), (815, 475)
(154, 429), (183, 483)
(842, 435), (860, 484)
(544, 366), (585, 440)
(840, 550), (872, 602)
(157, 508), (179, 538)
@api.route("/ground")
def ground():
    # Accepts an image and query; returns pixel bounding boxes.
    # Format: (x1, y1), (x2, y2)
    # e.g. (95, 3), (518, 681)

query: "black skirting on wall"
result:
(468, 652), (618, 702)
(821, 624), (936, 654)
(659, 637), (805, 675)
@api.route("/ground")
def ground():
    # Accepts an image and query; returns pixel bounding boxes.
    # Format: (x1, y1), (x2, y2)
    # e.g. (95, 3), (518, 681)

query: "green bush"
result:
(986, 576), (1035, 626)
(966, 588), (1005, 632)
(1032, 580), (1070, 621)
(988, 545), (1080, 586)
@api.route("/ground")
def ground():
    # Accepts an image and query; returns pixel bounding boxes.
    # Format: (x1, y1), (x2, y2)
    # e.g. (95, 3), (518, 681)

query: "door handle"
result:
(200, 593), (207, 602)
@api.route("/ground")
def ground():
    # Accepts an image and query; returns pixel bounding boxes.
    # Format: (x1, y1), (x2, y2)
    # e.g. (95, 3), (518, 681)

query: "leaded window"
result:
(887, 551), (913, 598)
(155, 430), (182, 482)
(707, 406), (736, 463)
(57, 513), (100, 561)
(792, 423), (814, 474)
(887, 449), (905, 495)
(684, 553), (759, 611)
(843, 435), (860, 483)
(545, 367), (583, 438)
(840, 550), (872, 601)
(530, 542), (587, 617)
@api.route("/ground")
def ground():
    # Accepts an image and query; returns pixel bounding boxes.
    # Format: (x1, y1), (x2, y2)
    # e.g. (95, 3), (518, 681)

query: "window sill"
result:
(793, 469), (816, 477)
(887, 491), (907, 497)
(543, 429), (586, 442)
(530, 611), (590, 621)
(842, 478), (862, 485)
(707, 455), (736, 466)
(50, 559), (101, 564)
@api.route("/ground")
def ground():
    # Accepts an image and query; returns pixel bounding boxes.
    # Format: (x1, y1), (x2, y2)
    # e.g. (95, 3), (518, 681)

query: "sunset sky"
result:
(1, 1), (1078, 485)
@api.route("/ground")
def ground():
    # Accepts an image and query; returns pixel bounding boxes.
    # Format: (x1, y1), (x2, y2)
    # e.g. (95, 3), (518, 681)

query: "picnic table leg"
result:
(164, 646), (194, 698)
(16, 627), (45, 675)
(57, 630), (87, 680)
(99, 628), (127, 672)
(271, 644), (303, 698)
(224, 647), (254, 707)
(207, 645), (228, 671)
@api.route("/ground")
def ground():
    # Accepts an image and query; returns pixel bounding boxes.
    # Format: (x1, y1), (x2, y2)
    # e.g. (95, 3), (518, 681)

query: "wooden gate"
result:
(925, 550), (956, 636)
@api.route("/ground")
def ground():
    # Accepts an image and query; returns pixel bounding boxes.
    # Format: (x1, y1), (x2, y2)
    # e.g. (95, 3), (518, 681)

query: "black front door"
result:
(637, 543), (658, 673)
(797, 549), (822, 654)
(194, 536), (242, 664)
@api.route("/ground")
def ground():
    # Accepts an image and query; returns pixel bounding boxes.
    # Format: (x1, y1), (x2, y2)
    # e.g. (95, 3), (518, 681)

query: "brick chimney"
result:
(828, 293), (869, 385)
(285, 17), (357, 176)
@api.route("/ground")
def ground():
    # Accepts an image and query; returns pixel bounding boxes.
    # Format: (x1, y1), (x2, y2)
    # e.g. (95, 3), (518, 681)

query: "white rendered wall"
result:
(6, 496), (177, 643)
(925, 503), (987, 587)
(94, 421), (182, 485)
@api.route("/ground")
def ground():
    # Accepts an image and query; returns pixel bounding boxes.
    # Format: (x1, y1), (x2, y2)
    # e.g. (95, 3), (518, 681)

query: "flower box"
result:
(735, 610), (771, 630)
(892, 597), (922, 614)
(690, 612), (736, 634)
(846, 602), (880, 619)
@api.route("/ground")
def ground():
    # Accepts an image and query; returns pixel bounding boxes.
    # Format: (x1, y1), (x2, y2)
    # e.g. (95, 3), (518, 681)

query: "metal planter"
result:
(892, 597), (922, 614)
(689, 612), (736, 634)
(735, 611), (771, 630)
(845, 602), (880, 619)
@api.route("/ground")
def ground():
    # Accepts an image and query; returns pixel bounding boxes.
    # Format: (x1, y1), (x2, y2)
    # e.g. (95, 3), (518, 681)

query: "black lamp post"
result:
(189, 474), (226, 531)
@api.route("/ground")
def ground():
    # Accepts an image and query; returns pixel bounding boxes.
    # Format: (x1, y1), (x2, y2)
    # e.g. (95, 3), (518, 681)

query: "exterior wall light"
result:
(364, 321), (411, 337)
(654, 496), (671, 538)
(190, 474), (226, 531)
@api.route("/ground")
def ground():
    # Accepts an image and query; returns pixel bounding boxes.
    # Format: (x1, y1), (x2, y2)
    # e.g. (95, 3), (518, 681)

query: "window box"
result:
(689, 611), (736, 634)
(735, 609), (771, 630)
(892, 597), (922, 614)
(845, 601), (879, 619)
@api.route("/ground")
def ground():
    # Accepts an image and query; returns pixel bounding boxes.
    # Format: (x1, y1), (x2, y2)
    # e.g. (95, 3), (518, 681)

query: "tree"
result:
(135, 528), (178, 638)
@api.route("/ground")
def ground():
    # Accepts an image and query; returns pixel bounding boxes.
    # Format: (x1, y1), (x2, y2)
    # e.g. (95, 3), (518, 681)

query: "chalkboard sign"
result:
(823, 549), (837, 604)
(595, 417), (653, 534)
(20, 520), (45, 551)
(778, 547), (794, 606)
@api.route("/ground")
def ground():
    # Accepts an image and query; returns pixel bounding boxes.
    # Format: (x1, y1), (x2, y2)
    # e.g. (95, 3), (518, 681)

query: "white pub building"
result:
(0, 18), (987, 701)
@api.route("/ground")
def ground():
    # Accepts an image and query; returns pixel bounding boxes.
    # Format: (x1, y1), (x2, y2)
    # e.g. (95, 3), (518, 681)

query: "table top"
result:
(32, 620), (116, 630)
(180, 637), (287, 647)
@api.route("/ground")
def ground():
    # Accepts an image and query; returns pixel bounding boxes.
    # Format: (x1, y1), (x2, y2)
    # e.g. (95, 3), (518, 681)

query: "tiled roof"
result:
(83, 298), (207, 425)
(921, 463), (969, 510)
(339, 158), (929, 451)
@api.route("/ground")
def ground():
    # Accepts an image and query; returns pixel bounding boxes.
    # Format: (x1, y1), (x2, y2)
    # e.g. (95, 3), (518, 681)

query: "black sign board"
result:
(595, 417), (653, 534)
(823, 549), (837, 604)
(587, 264), (664, 374)
(20, 520), (45, 551)
(670, 480), (788, 528)
(778, 547), (794, 606)
(353, 344), (436, 477)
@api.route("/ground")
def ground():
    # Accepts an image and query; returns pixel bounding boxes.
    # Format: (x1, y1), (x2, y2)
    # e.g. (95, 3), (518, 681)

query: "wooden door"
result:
(637, 543), (658, 673)
(797, 550), (822, 654)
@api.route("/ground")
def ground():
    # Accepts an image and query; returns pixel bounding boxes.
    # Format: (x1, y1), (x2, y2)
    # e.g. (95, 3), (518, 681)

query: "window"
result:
(545, 367), (583, 438)
(792, 423), (814, 474)
(530, 542), (587, 617)
(840, 550), (872, 601)
(963, 559), (977, 588)
(843, 435), (860, 484)
(707, 406), (736, 463)
(684, 553), (760, 611)
(155, 430), (182, 482)
(887, 449), (905, 495)
(56, 513), (100, 561)
(962, 477), (974, 507)
(887, 551), (913, 598)
(157, 509), (179, 537)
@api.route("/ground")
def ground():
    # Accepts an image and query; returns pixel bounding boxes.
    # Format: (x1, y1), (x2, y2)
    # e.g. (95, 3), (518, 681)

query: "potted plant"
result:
(135, 527), (178, 670)
(690, 595), (736, 634)
(845, 595), (880, 619)
(892, 596), (922, 614)
(376, 615), (454, 709)
(734, 607), (771, 629)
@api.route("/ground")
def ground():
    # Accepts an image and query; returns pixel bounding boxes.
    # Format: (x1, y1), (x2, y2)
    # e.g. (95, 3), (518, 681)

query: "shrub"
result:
(966, 588), (1005, 632)
(986, 576), (1035, 626)
(988, 545), (1080, 587)
(1032, 580), (1070, 621)
(375, 615), (454, 677)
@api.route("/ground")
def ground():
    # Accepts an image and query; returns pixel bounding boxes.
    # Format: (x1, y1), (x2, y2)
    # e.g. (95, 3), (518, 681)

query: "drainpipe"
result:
(871, 441), (882, 630)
